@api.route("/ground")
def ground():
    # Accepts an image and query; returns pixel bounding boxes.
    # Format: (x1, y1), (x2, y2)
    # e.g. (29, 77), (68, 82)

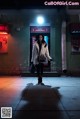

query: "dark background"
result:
(0, 0), (70, 9)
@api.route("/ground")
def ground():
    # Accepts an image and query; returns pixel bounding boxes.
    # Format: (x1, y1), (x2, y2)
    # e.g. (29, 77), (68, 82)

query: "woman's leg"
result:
(36, 64), (41, 84)
(40, 63), (44, 76)
(36, 64), (40, 77)
(39, 63), (44, 85)
(36, 63), (43, 84)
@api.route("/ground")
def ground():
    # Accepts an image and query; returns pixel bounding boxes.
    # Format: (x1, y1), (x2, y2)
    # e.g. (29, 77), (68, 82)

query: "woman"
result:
(31, 34), (52, 85)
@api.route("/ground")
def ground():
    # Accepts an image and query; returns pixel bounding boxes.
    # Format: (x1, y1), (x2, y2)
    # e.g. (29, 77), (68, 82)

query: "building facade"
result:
(0, 9), (80, 75)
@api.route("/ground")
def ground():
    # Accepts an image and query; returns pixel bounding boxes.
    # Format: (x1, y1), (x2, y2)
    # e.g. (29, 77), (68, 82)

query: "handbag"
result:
(30, 63), (36, 73)
(37, 55), (46, 62)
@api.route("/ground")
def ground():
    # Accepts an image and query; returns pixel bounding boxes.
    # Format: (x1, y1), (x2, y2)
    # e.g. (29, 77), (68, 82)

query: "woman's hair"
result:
(37, 34), (47, 47)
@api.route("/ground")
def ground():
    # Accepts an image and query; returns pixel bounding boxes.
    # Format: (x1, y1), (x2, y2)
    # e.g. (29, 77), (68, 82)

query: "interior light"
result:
(36, 16), (44, 24)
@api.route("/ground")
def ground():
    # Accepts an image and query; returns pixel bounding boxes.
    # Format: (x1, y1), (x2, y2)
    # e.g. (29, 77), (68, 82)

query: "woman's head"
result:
(37, 34), (45, 43)
(39, 35), (43, 42)
(37, 34), (47, 47)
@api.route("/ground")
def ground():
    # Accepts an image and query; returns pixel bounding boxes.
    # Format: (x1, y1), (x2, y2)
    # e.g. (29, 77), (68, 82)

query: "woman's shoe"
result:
(40, 82), (45, 85)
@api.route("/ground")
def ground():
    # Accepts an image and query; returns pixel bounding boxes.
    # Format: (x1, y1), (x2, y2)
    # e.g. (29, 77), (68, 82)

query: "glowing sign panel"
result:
(0, 34), (8, 53)
(0, 25), (9, 33)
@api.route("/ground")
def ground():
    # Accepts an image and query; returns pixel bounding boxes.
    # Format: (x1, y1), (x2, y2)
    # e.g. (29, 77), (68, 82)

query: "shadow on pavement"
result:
(14, 83), (62, 119)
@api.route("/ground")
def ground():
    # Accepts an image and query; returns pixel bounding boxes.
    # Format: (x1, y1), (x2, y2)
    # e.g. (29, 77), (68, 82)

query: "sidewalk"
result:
(0, 76), (80, 119)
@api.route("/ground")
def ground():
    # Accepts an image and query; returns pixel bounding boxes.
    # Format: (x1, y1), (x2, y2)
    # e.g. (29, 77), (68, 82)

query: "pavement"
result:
(0, 76), (80, 119)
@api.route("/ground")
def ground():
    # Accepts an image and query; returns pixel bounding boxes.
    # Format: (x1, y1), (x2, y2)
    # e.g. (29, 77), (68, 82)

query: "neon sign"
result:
(0, 25), (9, 33)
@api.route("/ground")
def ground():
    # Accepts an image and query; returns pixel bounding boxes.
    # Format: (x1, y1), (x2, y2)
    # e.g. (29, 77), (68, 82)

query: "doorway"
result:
(30, 26), (51, 71)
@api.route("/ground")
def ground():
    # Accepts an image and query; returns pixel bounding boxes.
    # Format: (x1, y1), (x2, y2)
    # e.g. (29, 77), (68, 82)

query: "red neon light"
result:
(0, 25), (9, 33)
(0, 34), (8, 53)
